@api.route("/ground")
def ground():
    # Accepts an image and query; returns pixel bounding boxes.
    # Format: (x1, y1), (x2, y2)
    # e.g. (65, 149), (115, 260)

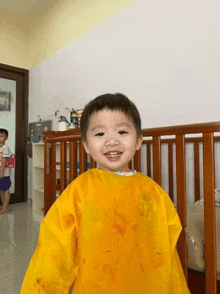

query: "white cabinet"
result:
(32, 143), (45, 223)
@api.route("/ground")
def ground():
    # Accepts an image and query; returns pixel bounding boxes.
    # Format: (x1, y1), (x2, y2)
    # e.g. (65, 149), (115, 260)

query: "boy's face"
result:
(0, 133), (8, 145)
(83, 109), (143, 172)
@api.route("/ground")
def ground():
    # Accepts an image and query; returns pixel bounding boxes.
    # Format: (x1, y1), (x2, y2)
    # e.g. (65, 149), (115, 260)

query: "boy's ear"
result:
(136, 135), (143, 151)
(82, 140), (90, 154)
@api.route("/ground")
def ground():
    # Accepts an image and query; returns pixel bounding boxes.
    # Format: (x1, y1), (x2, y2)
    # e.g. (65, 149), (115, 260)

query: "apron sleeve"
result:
(20, 184), (79, 293)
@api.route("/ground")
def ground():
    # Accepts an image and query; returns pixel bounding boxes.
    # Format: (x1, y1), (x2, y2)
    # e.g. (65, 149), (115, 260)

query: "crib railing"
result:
(44, 121), (220, 294)
(140, 122), (220, 294)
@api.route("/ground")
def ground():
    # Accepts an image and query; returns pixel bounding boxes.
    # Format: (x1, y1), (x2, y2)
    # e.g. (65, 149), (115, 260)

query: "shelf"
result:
(33, 144), (45, 223)
(33, 164), (44, 169)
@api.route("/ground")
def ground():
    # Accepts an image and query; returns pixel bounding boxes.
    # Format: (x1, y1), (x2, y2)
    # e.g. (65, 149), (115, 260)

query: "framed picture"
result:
(0, 92), (11, 111)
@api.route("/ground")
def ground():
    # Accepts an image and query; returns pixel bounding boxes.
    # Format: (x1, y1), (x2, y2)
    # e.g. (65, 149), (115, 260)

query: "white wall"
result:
(29, 0), (220, 129)
(29, 0), (220, 201)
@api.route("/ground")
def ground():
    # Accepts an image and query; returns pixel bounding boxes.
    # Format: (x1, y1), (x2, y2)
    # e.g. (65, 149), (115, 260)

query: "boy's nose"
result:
(105, 136), (119, 146)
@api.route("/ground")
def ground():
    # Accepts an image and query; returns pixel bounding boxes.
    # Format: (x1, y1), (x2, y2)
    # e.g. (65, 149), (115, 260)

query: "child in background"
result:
(21, 93), (190, 293)
(0, 128), (12, 215)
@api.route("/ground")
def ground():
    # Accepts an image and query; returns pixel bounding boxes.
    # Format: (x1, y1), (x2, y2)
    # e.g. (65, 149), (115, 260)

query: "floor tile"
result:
(0, 202), (39, 294)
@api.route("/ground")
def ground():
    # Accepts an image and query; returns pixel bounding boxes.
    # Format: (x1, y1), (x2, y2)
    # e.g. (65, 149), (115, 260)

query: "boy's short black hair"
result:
(0, 128), (8, 137)
(80, 93), (142, 142)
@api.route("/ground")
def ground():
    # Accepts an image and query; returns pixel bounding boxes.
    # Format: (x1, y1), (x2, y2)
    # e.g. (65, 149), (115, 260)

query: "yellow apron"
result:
(21, 169), (190, 293)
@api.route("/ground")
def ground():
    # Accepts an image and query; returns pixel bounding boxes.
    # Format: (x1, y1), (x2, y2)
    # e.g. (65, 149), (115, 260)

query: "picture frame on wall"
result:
(0, 91), (11, 111)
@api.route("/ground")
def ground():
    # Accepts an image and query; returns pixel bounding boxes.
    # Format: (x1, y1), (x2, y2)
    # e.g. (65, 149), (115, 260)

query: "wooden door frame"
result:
(0, 63), (29, 203)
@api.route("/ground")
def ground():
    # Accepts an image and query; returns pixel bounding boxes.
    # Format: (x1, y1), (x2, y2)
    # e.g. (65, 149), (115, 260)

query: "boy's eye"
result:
(95, 132), (105, 136)
(119, 130), (128, 134)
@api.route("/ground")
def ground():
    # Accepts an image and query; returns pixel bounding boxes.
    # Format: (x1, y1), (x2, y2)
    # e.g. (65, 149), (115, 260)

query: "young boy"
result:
(21, 93), (190, 293)
(0, 128), (12, 215)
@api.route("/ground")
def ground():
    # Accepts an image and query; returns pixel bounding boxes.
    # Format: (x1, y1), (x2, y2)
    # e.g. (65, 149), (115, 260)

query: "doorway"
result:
(0, 63), (28, 204)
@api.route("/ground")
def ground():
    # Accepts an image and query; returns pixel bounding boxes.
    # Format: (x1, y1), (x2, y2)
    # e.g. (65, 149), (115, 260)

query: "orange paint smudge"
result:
(83, 258), (86, 264)
(140, 263), (147, 272)
(103, 264), (109, 273)
(114, 210), (129, 225)
(132, 224), (138, 231)
(103, 264), (117, 282)
(114, 223), (126, 236)
(109, 268), (116, 282)
(154, 260), (165, 269)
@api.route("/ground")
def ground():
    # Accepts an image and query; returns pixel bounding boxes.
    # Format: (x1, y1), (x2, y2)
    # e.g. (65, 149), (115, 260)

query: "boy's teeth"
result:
(106, 152), (121, 155)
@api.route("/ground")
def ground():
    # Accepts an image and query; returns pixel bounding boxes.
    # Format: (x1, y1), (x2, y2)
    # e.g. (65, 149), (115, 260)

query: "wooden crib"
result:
(44, 121), (220, 294)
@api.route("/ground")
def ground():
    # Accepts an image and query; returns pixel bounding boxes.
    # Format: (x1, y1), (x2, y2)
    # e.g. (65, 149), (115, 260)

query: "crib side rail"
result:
(142, 122), (220, 294)
(44, 122), (220, 293)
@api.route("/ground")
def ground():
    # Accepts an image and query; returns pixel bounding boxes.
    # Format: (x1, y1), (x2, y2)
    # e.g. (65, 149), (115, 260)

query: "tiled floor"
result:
(0, 202), (40, 294)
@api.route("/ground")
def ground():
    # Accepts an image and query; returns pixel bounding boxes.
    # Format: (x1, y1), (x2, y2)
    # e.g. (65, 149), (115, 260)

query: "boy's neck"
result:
(97, 167), (133, 173)
(0, 143), (5, 148)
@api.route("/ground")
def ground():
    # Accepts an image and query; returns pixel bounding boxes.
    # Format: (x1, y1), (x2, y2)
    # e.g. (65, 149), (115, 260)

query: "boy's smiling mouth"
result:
(104, 151), (123, 158)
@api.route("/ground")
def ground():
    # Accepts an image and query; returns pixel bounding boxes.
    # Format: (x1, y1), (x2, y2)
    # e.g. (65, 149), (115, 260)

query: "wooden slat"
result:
(214, 141), (216, 189)
(44, 138), (48, 175)
(153, 136), (161, 185)
(51, 143), (57, 209)
(203, 133), (217, 294)
(44, 138), (49, 214)
(168, 143), (174, 202)
(69, 142), (73, 183)
(194, 142), (200, 202)
(176, 135), (188, 280)
(69, 141), (78, 183)
(45, 142), (51, 175)
(73, 142), (78, 179)
(147, 143), (151, 177)
(134, 149), (141, 172)
(90, 156), (96, 169)
(79, 141), (87, 174)
(60, 142), (67, 193)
